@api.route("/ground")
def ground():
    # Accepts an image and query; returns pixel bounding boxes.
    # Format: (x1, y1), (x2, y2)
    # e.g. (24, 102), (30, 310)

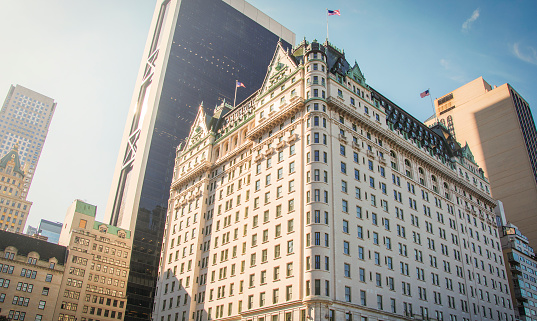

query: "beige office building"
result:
(0, 230), (67, 321)
(154, 41), (514, 321)
(425, 77), (537, 247)
(0, 85), (57, 193)
(55, 200), (132, 321)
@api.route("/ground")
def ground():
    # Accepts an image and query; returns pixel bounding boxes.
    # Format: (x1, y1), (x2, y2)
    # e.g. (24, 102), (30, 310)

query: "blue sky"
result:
(0, 0), (535, 228)
(249, 0), (537, 119)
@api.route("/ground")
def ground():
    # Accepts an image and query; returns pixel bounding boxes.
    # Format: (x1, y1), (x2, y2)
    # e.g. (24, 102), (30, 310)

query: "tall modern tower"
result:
(104, 1), (294, 320)
(425, 77), (537, 246)
(0, 85), (56, 194)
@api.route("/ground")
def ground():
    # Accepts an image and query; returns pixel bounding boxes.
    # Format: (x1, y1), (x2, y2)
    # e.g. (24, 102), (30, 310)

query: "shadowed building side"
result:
(426, 77), (537, 247)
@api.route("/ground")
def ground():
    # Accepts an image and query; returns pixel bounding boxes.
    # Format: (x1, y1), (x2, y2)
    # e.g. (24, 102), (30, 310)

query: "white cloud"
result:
(462, 8), (480, 32)
(513, 42), (537, 65)
(439, 59), (467, 84)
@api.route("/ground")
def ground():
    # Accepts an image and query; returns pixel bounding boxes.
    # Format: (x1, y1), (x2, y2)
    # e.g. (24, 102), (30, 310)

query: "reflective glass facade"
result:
(110, 1), (292, 320)
(38, 219), (62, 244)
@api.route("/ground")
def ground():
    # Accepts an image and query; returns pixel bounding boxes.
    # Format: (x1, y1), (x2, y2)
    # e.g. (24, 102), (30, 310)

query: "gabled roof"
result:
(460, 143), (477, 164)
(183, 103), (212, 151)
(347, 61), (366, 85)
(0, 145), (25, 177)
(258, 41), (299, 97)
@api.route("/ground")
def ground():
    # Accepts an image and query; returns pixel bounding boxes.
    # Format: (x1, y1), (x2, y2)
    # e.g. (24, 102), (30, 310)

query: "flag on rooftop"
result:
(420, 89), (430, 98)
(328, 10), (340, 16)
(236, 81), (245, 88)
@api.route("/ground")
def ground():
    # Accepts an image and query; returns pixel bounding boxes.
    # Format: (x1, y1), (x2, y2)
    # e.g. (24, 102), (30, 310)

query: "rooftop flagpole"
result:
(427, 88), (438, 123)
(234, 81), (245, 108)
(428, 88), (439, 124)
(326, 10), (340, 42)
(326, 8), (329, 41)
(420, 88), (438, 124)
(234, 80), (238, 108)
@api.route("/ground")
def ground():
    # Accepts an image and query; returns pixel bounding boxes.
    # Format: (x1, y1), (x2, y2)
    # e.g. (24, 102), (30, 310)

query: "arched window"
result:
(432, 175), (439, 193)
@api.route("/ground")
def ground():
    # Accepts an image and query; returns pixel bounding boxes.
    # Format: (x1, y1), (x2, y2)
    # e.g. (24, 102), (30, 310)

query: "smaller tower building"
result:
(0, 145), (32, 232)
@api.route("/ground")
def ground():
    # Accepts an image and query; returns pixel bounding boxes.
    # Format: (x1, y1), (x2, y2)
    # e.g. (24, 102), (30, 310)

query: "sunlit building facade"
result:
(55, 200), (132, 321)
(425, 77), (537, 247)
(154, 40), (514, 321)
(0, 230), (67, 321)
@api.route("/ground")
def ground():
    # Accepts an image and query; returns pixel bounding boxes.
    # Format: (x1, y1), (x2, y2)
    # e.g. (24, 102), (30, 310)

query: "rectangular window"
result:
(345, 286), (351, 302)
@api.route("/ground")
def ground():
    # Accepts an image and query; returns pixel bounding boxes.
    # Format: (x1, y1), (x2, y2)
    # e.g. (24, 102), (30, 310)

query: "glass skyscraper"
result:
(38, 219), (63, 244)
(104, 1), (294, 319)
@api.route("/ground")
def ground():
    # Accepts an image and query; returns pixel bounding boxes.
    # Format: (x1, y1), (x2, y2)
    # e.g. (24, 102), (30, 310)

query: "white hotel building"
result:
(153, 40), (515, 321)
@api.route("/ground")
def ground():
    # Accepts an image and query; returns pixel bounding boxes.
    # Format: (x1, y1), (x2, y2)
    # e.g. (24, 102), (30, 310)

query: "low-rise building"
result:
(498, 201), (537, 321)
(0, 230), (67, 320)
(55, 200), (132, 321)
(25, 226), (37, 236)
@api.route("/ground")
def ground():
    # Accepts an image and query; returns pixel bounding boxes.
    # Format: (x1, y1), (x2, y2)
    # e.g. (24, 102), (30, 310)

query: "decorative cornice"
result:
(171, 160), (211, 191)
(247, 96), (304, 140)
(327, 97), (495, 205)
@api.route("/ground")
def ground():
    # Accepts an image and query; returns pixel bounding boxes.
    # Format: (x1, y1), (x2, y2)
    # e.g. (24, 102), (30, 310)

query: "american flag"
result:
(236, 81), (245, 88)
(328, 9), (340, 16)
(420, 89), (430, 98)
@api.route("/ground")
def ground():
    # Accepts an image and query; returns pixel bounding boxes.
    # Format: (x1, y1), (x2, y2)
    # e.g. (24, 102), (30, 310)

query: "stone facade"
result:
(55, 200), (132, 321)
(154, 40), (515, 321)
(0, 230), (67, 321)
